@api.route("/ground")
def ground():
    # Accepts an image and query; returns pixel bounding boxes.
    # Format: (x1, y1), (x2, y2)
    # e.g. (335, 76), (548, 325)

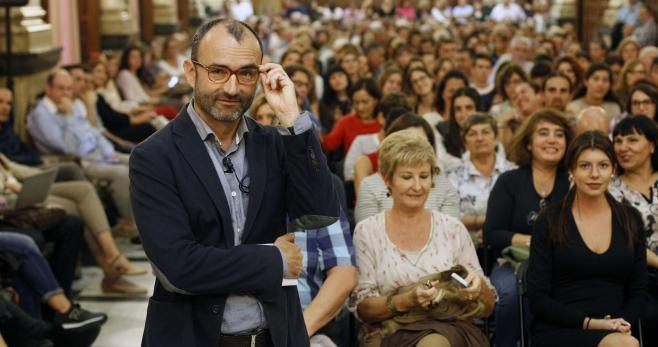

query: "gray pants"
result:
(81, 155), (132, 220)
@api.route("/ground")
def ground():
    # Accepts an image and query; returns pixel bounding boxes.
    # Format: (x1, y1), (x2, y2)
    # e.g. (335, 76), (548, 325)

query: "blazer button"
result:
(210, 304), (221, 315)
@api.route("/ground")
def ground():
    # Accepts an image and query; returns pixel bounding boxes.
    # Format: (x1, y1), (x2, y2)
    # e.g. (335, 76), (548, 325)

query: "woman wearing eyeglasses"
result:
(627, 83), (658, 121)
(483, 109), (573, 347)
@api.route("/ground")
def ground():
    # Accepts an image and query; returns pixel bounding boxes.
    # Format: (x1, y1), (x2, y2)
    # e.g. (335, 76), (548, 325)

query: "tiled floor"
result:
(74, 241), (153, 347)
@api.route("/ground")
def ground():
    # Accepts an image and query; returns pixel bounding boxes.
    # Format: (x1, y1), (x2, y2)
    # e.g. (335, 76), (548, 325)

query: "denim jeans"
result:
(490, 262), (519, 347)
(1, 215), (85, 296)
(0, 232), (63, 320)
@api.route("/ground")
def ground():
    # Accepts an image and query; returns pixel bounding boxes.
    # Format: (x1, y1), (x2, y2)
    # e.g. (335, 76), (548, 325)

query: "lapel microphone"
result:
(222, 157), (234, 173)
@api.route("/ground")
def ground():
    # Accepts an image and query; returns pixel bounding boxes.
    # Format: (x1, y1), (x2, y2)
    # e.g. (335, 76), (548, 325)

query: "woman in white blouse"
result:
(157, 35), (186, 77)
(609, 115), (658, 269)
(447, 114), (517, 245)
(349, 130), (496, 347)
(115, 45), (168, 105)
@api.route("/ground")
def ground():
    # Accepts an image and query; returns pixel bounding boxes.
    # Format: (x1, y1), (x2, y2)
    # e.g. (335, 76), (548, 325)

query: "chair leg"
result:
(518, 295), (526, 347)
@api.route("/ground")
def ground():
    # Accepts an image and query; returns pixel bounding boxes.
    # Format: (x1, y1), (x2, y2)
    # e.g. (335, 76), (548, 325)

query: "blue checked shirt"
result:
(294, 208), (356, 309)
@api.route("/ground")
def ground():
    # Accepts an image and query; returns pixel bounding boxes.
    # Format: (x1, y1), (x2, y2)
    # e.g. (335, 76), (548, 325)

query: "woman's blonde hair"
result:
(378, 129), (438, 182)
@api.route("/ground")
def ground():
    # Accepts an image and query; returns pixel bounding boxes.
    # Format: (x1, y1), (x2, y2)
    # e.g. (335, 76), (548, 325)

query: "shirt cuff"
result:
(276, 111), (313, 136)
(277, 247), (288, 277)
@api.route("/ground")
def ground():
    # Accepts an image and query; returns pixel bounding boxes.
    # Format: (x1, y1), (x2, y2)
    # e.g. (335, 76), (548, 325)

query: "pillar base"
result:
(0, 46), (61, 76)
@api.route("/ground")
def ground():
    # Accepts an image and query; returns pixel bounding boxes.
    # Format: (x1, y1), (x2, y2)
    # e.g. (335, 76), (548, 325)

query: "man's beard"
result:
(195, 86), (254, 122)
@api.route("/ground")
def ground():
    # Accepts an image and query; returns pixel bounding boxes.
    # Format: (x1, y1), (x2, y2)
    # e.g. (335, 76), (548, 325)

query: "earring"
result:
(386, 187), (392, 198)
(568, 174), (573, 182)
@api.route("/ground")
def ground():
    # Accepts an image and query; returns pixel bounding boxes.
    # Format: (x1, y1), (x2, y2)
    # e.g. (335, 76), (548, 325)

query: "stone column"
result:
(100, 0), (139, 50)
(154, 0), (179, 36)
(549, 0), (577, 25)
(188, 0), (207, 27)
(0, 0), (61, 140)
(579, 0), (610, 43)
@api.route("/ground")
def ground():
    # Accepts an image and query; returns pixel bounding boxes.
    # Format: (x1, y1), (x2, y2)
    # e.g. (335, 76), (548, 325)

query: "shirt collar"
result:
(187, 99), (249, 146)
(461, 143), (509, 179)
(42, 97), (57, 114)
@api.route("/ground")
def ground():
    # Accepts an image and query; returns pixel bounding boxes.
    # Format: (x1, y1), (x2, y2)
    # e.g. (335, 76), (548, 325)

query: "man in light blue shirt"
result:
(27, 69), (135, 227)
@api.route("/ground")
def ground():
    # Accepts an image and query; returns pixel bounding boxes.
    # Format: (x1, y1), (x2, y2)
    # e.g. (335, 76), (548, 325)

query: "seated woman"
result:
(349, 130), (496, 347)
(354, 114), (459, 223)
(626, 83), (658, 122)
(344, 93), (410, 182)
(528, 131), (646, 347)
(319, 65), (352, 133)
(322, 78), (382, 159)
(354, 111), (434, 195)
(447, 114), (517, 246)
(609, 116), (658, 268)
(90, 61), (161, 143)
(0, 154), (147, 294)
(484, 109), (573, 347)
(609, 116), (658, 344)
(157, 35), (186, 78)
(405, 67), (440, 126)
(435, 87), (486, 172)
(115, 45), (178, 120)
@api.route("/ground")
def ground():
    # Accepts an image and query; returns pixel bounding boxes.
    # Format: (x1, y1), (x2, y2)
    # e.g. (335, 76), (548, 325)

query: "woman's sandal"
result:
(101, 276), (148, 295)
(108, 254), (147, 276)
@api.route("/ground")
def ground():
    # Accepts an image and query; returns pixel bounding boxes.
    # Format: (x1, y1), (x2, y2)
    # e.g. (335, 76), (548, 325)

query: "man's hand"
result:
(274, 233), (302, 279)
(57, 97), (74, 115)
(259, 63), (300, 128)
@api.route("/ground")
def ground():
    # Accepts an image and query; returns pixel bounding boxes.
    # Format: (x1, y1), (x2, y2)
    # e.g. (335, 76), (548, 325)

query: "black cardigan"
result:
(483, 166), (570, 255)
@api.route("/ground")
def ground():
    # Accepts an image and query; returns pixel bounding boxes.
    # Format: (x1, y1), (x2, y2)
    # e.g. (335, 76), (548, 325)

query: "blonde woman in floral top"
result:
(609, 116), (658, 269)
(349, 130), (495, 347)
(447, 114), (517, 245)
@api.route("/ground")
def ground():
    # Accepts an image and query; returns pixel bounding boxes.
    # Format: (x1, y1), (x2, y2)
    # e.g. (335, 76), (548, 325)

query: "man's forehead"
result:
(197, 25), (261, 64)
(53, 73), (73, 86)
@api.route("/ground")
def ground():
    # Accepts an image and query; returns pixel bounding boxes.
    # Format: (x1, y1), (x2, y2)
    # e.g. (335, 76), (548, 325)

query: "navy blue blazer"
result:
(129, 107), (339, 347)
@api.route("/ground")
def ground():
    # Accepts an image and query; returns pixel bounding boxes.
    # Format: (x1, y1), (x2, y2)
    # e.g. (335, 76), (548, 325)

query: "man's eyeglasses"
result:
(191, 60), (260, 85)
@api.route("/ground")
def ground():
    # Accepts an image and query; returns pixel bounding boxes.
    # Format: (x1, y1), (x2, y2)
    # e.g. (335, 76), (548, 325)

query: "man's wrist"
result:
(277, 247), (288, 277)
(279, 110), (300, 128)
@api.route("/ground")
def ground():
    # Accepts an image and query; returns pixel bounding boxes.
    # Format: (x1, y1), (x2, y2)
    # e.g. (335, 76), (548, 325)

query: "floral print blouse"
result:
(348, 210), (495, 320)
(608, 176), (658, 254)
(447, 149), (517, 218)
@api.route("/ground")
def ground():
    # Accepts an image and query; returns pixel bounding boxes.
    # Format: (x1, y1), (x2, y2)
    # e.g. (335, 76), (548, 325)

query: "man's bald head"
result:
(639, 46), (658, 71)
(45, 69), (74, 104)
(191, 18), (263, 62)
(574, 106), (610, 135)
(0, 87), (12, 123)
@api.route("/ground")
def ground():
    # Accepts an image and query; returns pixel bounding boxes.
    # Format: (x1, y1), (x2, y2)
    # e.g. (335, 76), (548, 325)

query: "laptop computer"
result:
(13, 168), (58, 210)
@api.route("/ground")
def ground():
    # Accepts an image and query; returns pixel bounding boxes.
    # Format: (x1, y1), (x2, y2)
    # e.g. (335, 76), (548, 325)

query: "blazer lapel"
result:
(241, 126), (266, 242)
(172, 112), (234, 247)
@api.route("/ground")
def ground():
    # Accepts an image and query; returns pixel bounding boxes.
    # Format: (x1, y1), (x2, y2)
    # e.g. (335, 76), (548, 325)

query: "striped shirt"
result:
(354, 173), (460, 223)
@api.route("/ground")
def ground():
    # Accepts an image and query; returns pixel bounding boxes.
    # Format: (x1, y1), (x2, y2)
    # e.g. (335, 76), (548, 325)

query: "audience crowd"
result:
(1, 0), (658, 346)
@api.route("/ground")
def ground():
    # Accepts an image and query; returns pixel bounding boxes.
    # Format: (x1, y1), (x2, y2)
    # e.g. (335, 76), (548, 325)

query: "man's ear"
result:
(183, 60), (196, 87)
